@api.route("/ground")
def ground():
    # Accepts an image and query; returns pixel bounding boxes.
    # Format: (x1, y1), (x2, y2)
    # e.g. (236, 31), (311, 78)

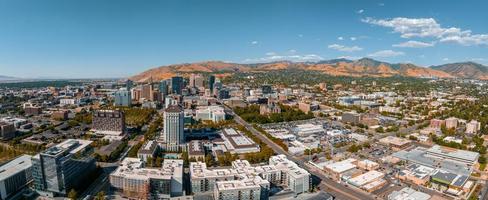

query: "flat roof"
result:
(348, 170), (384, 187)
(325, 158), (357, 173)
(0, 155), (32, 180)
(426, 145), (479, 162)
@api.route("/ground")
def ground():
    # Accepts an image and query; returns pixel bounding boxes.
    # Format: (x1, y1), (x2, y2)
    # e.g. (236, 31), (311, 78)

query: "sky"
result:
(0, 0), (487, 78)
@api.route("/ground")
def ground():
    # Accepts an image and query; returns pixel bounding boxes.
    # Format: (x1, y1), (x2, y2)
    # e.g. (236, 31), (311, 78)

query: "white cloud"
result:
(392, 40), (435, 48)
(338, 36), (344, 40)
(378, 3), (385, 6)
(357, 9), (364, 14)
(350, 37), (357, 41)
(328, 44), (363, 52)
(251, 41), (259, 45)
(470, 58), (486, 62)
(368, 50), (404, 58)
(362, 17), (488, 46)
(338, 55), (360, 60)
(244, 53), (323, 63)
(265, 52), (276, 56)
(288, 49), (297, 54)
(442, 58), (449, 61)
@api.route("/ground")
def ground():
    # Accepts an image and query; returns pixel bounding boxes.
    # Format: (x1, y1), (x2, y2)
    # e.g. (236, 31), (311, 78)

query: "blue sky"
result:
(0, 0), (487, 78)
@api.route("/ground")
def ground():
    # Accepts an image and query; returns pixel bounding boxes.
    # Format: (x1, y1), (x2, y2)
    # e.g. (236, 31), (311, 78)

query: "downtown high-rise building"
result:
(189, 74), (204, 89)
(126, 79), (134, 90)
(31, 139), (96, 197)
(141, 83), (154, 101)
(171, 76), (184, 95)
(114, 89), (131, 107)
(163, 105), (184, 151)
(207, 75), (215, 92)
(159, 80), (169, 96)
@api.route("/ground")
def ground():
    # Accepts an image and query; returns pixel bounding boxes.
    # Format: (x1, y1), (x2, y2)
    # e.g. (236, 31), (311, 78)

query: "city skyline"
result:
(1, 0), (487, 78)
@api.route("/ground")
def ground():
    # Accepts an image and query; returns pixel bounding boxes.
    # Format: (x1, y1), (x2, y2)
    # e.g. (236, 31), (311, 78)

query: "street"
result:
(227, 107), (376, 200)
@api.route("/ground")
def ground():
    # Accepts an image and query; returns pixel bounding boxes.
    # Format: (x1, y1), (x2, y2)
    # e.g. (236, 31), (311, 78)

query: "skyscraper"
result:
(171, 76), (184, 95)
(126, 79), (134, 91)
(163, 105), (184, 151)
(194, 75), (204, 88)
(208, 75), (215, 92)
(114, 89), (131, 107)
(32, 139), (96, 197)
(141, 83), (154, 101)
(189, 74), (196, 88)
(159, 80), (169, 96)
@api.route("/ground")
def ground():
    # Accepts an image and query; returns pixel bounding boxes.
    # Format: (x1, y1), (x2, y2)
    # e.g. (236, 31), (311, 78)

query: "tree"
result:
(205, 154), (214, 167)
(95, 191), (106, 200)
(68, 189), (77, 200)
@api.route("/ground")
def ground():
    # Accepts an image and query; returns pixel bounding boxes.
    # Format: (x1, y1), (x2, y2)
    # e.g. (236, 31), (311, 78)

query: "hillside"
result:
(430, 62), (488, 80)
(130, 58), (460, 82)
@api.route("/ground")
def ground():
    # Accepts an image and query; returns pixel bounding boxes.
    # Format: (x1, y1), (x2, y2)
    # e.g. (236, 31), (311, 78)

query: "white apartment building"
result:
(190, 154), (310, 200)
(59, 98), (79, 106)
(195, 106), (226, 122)
(110, 158), (183, 199)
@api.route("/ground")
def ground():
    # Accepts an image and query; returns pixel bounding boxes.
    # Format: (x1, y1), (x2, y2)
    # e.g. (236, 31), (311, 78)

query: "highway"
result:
(227, 107), (376, 200)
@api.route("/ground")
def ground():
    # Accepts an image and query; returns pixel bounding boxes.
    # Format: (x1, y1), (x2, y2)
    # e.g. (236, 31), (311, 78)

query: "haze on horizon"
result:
(0, 0), (487, 79)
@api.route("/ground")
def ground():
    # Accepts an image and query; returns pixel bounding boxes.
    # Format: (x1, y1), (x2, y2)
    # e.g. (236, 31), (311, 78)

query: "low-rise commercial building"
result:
(0, 155), (32, 200)
(324, 158), (358, 181)
(379, 136), (411, 150)
(195, 106), (226, 122)
(388, 187), (431, 200)
(218, 128), (260, 154)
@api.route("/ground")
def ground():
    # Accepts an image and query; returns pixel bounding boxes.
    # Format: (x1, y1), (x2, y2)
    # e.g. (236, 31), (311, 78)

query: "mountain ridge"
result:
(430, 62), (488, 80)
(130, 58), (488, 82)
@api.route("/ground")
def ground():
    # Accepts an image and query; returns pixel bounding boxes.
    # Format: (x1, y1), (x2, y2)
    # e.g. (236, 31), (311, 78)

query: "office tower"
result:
(126, 79), (134, 91)
(92, 110), (126, 135)
(218, 88), (230, 100)
(159, 80), (169, 96)
(163, 105), (184, 151)
(194, 75), (204, 88)
(131, 87), (142, 101)
(171, 76), (184, 95)
(0, 122), (16, 140)
(208, 75), (215, 92)
(114, 89), (132, 107)
(141, 83), (154, 101)
(261, 85), (272, 94)
(189, 74), (196, 88)
(213, 81), (223, 97)
(0, 155), (32, 200)
(110, 158), (183, 199)
(32, 139), (96, 197)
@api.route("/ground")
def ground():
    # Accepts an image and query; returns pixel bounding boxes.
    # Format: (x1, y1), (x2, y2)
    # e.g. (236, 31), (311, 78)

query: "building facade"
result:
(110, 158), (183, 199)
(163, 105), (185, 151)
(31, 139), (96, 197)
(0, 155), (32, 200)
(114, 89), (132, 107)
(91, 110), (126, 135)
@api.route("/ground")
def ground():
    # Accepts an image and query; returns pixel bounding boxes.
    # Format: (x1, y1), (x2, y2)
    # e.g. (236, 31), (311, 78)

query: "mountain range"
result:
(130, 58), (488, 82)
(0, 75), (19, 81)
